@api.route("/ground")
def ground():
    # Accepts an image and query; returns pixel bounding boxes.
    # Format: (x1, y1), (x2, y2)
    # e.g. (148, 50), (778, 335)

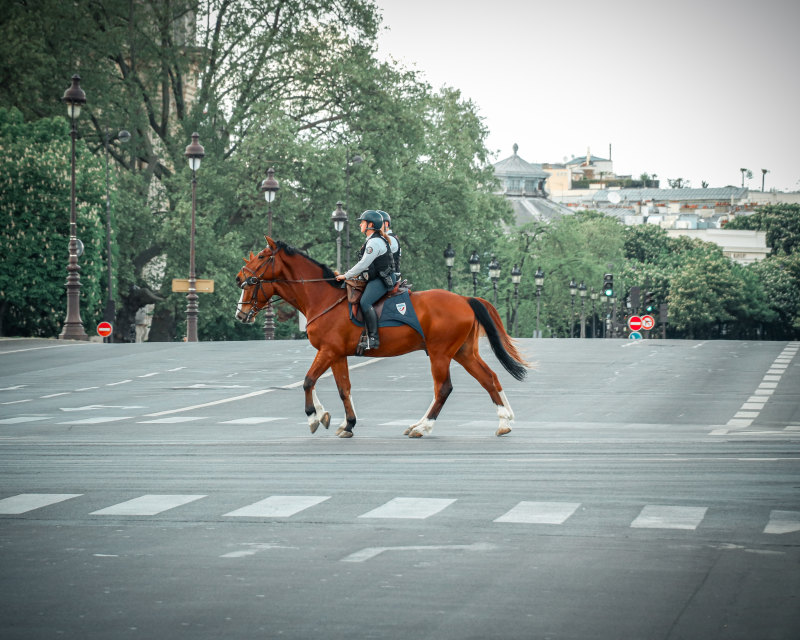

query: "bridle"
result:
(237, 251), (345, 326)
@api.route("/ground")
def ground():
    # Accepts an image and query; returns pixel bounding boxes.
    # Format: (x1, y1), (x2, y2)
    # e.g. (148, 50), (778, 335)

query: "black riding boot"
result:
(363, 305), (380, 350)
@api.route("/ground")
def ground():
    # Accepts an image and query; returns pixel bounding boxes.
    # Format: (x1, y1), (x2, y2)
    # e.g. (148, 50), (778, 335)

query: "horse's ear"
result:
(249, 251), (255, 261)
(265, 236), (277, 250)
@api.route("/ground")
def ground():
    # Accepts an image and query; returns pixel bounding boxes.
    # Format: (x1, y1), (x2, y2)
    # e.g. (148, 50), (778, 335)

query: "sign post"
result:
(97, 321), (113, 341)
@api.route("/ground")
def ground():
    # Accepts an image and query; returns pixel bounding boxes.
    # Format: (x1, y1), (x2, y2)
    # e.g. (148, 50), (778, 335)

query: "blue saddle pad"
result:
(350, 290), (425, 339)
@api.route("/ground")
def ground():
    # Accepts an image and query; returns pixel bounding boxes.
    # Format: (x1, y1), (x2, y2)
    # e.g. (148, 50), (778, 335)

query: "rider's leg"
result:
(360, 279), (387, 349)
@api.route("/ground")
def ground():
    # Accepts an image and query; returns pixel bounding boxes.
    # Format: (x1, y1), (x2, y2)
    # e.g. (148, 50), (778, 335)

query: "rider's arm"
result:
(343, 238), (387, 279)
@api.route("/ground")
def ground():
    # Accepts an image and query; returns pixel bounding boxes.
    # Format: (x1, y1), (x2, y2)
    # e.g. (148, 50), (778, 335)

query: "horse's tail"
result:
(467, 297), (530, 381)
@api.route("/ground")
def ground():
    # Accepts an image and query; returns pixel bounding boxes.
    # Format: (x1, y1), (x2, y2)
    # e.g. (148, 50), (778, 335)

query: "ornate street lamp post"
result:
(488, 255), (500, 306)
(590, 288), (598, 338)
(59, 74), (89, 341)
(468, 250), (481, 297)
(260, 167), (279, 340)
(443, 243), (455, 291)
(568, 278), (578, 338)
(579, 281), (587, 338)
(534, 267), (544, 338)
(183, 132), (205, 342)
(331, 201), (347, 273)
(510, 264), (522, 337)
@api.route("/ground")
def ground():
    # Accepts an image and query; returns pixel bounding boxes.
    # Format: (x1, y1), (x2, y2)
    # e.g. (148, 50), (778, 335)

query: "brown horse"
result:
(235, 237), (529, 438)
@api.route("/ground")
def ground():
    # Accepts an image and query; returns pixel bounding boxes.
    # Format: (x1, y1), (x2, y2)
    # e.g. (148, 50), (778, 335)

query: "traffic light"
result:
(602, 273), (614, 297)
(644, 291), (654, 312)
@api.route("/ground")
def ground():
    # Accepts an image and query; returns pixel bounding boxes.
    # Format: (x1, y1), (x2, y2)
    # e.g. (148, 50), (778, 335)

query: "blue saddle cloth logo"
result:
(349, 291), (424, 339)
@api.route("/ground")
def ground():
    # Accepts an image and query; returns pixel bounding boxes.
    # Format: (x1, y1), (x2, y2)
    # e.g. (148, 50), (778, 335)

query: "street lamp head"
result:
(349, 154), (363, 166)
(488, 255), (501, 281)
(62, 74), (86, 119)
(118, 129), (131, 144)
(260, 167), (279, 203)
(331, 201), (347, 232)
(468, 250), (481, 274)
(444, 243), (455, 268)
(534, 267), (544, 287)
(569, 278), (578, 296)
(511, 264), (522, 285)
(184, 132), (205, 172)
(590, 288), (598, 301)
(579, 281), (587, 297)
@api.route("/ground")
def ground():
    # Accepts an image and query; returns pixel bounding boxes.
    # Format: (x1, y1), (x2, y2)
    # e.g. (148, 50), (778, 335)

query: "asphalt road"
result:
(1, 336), (798, 639)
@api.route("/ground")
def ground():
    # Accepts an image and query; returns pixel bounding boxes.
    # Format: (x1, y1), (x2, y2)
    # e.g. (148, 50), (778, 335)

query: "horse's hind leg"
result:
(330, 357), (357, 438)
(407, 354), (453, 438)
(453, 341), (514, 436)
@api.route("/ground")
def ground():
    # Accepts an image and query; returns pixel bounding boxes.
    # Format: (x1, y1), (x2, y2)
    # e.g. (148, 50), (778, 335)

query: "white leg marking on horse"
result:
(499, 390), (515, 421)
(496, 400), (513, 436)
(409, 418), (435, 438)
(336, 395), (355, 435)
(308, 389), (327, 433)
(405, 398), (435, 435)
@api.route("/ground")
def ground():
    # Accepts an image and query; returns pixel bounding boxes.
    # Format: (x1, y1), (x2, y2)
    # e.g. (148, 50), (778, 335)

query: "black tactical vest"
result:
(358, 233), (394, 281)
(389, 232), (401, 272)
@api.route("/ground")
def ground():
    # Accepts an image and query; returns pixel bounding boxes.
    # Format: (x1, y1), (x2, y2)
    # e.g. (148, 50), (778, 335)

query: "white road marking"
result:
(223, 495), (330, 518)
(58, 417), (130, 425)
(0, 385), (26, 391)
(358, 497), (456, 519)
(1, 399), (31, 405)
(106, 380), (132, 386)
(0, 416), (44, 424)
(219, 542), (297, 558)
(764, 510), (800, 535)
(631, 505), (708, 530)
(494, 501), (580, 524)
(144, 359), (381, 417)
(91, 494), (206, 516)
(137, 373), (160, 378)
(137, 417), (205, 424)
(60, 405), (145, 412)
(0, 493), (82, 514)
(220, 417), (285, 424)
(341, 542), (496, 563)
(41, 393), (69, 398)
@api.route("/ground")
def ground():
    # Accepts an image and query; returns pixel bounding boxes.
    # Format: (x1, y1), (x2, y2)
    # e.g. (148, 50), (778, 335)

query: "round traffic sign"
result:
(627, 315), (643, 331)
(629, 331), (642, 340)
(97, 321), (113, 338)
(641, 315), (655, 330)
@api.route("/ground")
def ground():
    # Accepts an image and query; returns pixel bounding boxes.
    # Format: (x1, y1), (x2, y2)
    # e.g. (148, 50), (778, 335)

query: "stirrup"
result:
(366, 334), (380, 350)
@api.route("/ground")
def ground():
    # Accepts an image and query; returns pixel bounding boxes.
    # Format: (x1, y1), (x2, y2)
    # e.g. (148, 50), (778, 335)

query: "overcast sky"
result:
(372, 0), (800, 192)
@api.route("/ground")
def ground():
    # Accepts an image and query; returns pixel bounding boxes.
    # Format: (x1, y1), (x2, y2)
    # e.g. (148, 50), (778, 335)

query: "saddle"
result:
(345, 278), (413, 355)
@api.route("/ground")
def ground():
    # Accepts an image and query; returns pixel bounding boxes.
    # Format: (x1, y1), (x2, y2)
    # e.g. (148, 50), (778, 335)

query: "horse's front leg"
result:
(303, 352), (333, 434)
(330, 357), (358, 439)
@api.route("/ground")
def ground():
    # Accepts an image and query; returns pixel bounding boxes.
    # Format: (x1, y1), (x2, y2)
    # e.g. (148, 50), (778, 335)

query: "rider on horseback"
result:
(335, 210), (397, 350)
(379, 210), (401, 280)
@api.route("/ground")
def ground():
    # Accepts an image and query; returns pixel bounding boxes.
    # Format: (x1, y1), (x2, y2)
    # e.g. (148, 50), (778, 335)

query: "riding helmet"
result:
(358, 210), (383, 231)
(378, 210), (391, 226)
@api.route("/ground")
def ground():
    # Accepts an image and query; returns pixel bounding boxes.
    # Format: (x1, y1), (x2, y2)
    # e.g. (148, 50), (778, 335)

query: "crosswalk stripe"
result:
(358, 497), (456, 519)
(90, 494), (206, 516)
(494, 501), (580, 524)
(764, 510), (800, 534)
(223, 495), (330, 517)
(631, 505), (707, 530)
(0, 493), (82, 514)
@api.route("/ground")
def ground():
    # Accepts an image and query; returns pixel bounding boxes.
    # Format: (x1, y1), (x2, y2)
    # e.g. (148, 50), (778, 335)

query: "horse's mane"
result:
(274, 240), (340, 288)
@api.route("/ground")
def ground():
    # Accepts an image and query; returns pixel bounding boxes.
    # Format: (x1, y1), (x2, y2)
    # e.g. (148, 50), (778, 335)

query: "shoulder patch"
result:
(366, 246), (373, 254)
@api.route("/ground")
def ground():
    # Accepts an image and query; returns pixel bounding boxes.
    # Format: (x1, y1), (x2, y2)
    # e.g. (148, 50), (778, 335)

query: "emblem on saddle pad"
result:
(395, 302), (407, 315)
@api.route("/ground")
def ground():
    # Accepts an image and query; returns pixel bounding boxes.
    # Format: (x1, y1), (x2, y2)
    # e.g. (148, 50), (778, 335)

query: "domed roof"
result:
(493, 143), (549, 180)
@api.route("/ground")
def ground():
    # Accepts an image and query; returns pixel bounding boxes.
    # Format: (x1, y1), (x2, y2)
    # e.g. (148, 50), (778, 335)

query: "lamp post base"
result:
(59, 323), (89, 341)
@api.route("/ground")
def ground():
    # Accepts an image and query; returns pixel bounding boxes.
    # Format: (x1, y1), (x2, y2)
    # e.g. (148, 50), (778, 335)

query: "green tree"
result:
(0, 108), (106, 336)
(725, 204), (800, 256)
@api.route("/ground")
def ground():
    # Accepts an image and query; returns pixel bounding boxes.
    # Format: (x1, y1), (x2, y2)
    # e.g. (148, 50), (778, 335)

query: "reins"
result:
(239, 252), (346, 326)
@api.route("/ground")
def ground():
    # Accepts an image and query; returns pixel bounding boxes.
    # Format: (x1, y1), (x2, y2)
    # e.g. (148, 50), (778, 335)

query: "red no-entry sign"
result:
(627, 315), (643, 331)
(97, 321), (113, 338)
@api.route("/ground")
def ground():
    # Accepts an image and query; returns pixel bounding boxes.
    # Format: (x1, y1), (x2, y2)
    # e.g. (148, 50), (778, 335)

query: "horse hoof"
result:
(408, 430), (424, 438)
(338, 430), (354, 439)
(496, 426), (512, 436)
(403, 426), (413, 436)
(321, 412), (331, 429)
(309, 419), (320, 434)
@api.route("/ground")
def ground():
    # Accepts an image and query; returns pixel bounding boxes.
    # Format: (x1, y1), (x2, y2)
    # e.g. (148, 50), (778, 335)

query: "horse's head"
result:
(234, 236), (281, 324)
